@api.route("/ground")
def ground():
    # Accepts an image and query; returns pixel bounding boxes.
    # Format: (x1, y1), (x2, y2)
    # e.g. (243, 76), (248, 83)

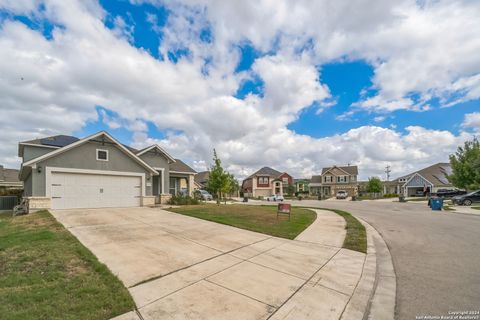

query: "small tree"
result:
(286, 183), (295, 196)
(449, 138), (480, 191)
(366, 177), (382, 197)
(207, 149), (238, 204)
(207, 149), (225, 201)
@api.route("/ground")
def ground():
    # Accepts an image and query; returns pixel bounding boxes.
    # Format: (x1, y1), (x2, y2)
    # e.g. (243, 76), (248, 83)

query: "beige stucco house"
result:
(309, 165), (359, 197)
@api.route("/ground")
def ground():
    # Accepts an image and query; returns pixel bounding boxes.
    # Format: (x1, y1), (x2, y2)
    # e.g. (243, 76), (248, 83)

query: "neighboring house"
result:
(309, 165), (359, 197)
(241, 167), (293, 198)
(294, 178), (310, 194)
(18, 131), (196, 210)
(0, 165), (23, 191)
(194, 171), (210, 189)
(392, 162), (454, 196)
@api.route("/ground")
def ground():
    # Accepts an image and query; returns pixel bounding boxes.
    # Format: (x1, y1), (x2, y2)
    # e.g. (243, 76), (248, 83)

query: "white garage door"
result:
(50, 172), (142, 209)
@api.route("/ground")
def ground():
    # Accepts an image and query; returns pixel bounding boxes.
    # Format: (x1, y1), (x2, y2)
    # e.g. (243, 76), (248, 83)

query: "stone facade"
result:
(159, 194), (172, 204)
(141, 196), (156, 207)
(27, 196), (51, 210)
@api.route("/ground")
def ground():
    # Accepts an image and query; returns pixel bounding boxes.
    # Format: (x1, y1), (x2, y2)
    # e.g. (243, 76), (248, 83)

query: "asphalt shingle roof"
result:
(170, 159), (197, 174)
(246, 166), (283, 179)
(396, 162), (452, 186)
(321, 165), (358, 175)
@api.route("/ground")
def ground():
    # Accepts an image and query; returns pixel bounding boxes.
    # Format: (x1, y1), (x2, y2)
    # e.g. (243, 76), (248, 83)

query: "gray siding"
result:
(139, 152), (170, 193)
(33, 140), (153, 196)
(24, 173), (32, 196)
(23, 145), (57, 162)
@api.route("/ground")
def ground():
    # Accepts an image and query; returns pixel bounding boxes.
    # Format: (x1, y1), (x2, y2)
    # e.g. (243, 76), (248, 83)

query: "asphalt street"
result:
(287, 199), (480, 320)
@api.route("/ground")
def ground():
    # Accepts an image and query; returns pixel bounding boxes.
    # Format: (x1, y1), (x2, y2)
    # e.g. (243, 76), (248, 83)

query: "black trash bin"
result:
(243, 197), (248, 203)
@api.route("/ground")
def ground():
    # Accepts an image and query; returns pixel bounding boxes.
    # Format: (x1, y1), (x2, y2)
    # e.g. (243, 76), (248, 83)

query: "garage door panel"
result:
(51, 172), (142, 209)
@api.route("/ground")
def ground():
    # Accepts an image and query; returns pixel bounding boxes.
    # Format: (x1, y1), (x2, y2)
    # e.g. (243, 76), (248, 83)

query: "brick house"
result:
(241, 167), (293, 198)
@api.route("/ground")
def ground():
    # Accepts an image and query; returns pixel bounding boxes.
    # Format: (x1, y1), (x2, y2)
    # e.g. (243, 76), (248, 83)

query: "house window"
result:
(282, 177), (288, 184)
(337, 176), (347, 183)
(258, 177), (269, 185)
(324, 176), (333, 183)
(96, 149), (108, 161)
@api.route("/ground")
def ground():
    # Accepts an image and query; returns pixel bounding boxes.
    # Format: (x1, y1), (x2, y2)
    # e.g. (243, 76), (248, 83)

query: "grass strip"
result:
(0, 210), (135, 320)
(167, 204), (316, 240)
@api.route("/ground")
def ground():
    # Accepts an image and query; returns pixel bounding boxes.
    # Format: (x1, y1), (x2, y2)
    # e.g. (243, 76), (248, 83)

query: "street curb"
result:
(340, 217), (396, 320)
(360, 217), (397, 320)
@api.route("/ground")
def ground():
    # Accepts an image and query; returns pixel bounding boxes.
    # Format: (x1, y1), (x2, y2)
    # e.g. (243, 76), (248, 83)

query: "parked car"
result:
(435, 189), (467, 198)
(198, 190), (213, 201)
(452, 190), (480, 206)
(336, 190), (348, 199)
(265, 194), (284, 202)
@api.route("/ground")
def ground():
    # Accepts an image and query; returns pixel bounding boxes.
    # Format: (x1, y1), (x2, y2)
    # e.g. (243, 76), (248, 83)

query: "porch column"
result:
(188, 175), (194, 196)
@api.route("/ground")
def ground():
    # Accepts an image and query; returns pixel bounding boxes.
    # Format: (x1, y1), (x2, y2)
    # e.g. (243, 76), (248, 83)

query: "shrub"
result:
(168, 195), (200, 205)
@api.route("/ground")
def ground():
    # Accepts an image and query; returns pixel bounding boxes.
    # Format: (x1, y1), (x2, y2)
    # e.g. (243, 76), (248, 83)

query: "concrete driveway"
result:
(52, 207), (368, 320)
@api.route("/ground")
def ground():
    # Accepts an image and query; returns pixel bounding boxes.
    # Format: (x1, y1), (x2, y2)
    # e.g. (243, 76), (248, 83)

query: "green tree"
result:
(207, 150), (238, 203)
(448, 138), (480, 191)
(286, 183), (295, 196)
(366, 177), (383, 194)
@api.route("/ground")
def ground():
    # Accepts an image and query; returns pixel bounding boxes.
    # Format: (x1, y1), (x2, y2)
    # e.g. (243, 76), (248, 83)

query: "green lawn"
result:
(167, 204), (316, 239)
(0, 211), (135, 320)
(322, 209), (367, 253)
(472, 206), (480, 210)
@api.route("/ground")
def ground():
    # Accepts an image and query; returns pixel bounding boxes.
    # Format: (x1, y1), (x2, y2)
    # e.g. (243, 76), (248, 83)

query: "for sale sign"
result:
(277, 203), (291, 221)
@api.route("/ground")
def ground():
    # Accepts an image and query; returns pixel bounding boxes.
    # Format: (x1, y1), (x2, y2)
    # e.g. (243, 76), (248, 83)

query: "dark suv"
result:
(435, 189), (467, 198)
(451, 190), (480, 206)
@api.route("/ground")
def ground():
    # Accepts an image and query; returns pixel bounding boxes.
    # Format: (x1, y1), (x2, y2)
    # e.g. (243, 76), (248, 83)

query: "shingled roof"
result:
(246, 166), (283, 179)
(321, 165), (358, 175)
(397, 163), (452, 186)
(170, 159), (197, 174)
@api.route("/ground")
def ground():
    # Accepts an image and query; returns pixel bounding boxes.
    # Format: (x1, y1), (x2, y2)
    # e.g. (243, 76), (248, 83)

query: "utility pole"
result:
(385, 165), (391, 181)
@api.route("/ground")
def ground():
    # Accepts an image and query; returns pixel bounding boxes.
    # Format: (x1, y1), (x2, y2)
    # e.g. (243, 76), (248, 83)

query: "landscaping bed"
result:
(0, 210), (135, 320)
(167, 204), (316, 239)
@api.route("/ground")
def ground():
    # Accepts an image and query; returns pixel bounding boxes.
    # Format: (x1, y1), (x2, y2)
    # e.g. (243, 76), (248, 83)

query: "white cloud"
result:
(462, 112), (480, 132)
(0, 0), (476, 181)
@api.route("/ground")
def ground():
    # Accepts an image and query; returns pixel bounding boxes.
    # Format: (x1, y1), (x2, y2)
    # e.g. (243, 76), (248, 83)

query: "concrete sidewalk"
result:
(52, 207), (389, 320)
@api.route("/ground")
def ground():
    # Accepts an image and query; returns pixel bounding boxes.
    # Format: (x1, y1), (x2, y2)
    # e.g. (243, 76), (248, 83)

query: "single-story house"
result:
(393, 162), (454, 196)
(241, 167), (293, 198)
(0, 165), (23, 192)
(18, 131), (196, 210)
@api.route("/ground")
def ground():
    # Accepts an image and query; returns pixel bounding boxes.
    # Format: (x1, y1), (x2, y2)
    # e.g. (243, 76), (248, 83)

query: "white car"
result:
(265, 194), (284, 202)
(336, 190), (348, 199)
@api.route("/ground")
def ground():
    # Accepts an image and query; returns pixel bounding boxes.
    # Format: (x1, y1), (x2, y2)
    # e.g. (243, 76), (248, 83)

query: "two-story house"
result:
(309, 165), (359, 198)
(241, 167), (293, 198)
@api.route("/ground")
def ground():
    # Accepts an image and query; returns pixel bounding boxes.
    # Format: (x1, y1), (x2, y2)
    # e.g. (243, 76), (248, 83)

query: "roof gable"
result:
(247, 166), (283, 179)
(322, 165), (358, 176)
(136, 144), (176, 163)
(22, 131), (158, 174)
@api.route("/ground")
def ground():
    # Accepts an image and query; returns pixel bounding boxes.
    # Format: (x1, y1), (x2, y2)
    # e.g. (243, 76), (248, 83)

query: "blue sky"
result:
(0, 1), (479, 178)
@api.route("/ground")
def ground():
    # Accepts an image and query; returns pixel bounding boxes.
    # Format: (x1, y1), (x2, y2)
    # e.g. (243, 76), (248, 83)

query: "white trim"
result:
(154, 167), (165, 194)
(322, 166), (351, 176)
(96, 149), (109, 161)
(170, 170), (195, 175)
(136, 145), (176, 163)
(402, 172), (433, 188)
(19, 143), (60, 149)
(45, 166), (146, 197)
(23, 131), (158, 174)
